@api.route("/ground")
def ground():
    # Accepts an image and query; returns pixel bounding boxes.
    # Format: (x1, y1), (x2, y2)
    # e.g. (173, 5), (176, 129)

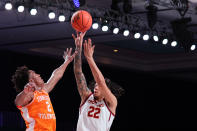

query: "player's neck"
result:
(35, 86), (43, 92)
(94, 96), (103, 102)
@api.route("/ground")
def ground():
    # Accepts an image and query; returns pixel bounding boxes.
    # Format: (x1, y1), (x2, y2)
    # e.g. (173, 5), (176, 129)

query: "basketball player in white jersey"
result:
(72, 32), (124, 131)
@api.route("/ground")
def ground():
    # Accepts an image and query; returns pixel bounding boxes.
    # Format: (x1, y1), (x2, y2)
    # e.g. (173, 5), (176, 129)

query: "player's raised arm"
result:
(73, 32), (91, 103)
(15, 82), (35, 107)
(83, 39), (117, 113)
(44, 48), (77, 93)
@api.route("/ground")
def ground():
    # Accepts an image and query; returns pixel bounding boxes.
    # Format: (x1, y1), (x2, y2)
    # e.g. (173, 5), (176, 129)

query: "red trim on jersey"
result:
(104, 100), (115, 116)
(108, 112), (111, 121)
(16, 105), (22, 109)
(79, 93), (92, 113)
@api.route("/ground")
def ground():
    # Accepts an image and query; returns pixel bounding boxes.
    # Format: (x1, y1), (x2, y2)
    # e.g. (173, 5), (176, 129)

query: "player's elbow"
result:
(14, 97), (20, 106)
(14, 98), (18, 106)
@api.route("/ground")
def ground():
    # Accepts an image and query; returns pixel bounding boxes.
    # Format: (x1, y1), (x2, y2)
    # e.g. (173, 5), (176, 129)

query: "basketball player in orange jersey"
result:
(72, 32), (124, 131)
(11, 48), (77, 131)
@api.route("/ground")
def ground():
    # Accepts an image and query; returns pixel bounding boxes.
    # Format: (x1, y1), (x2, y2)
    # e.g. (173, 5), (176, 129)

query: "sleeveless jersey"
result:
(17, 90), (56, 131)
(77, 93), (115, 131)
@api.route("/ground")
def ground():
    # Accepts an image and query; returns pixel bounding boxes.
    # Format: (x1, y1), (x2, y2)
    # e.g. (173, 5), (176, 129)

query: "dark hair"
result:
(11, 66), (29, 93)
(88, 78), (125, 99)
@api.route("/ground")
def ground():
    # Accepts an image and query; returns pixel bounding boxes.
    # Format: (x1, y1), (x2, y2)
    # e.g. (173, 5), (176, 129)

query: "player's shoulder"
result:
(81, 92), (93, 106)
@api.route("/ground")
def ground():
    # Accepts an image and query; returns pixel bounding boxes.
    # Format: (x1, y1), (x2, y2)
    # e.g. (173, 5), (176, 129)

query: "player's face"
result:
(93, 83), (102, 98)
(29, 70), (44, 88)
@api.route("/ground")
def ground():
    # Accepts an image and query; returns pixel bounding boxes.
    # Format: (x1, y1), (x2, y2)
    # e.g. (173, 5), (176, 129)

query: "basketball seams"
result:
(84, 14), (90, 28)
(81, 11), (91, 32)
(73, 13), (83, 31)
(81, 11), (85, 28)
(81, 11), (87, 32)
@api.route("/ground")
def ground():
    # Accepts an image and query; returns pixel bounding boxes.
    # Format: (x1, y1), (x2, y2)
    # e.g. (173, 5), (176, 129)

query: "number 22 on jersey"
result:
(87, 106), (101, 119)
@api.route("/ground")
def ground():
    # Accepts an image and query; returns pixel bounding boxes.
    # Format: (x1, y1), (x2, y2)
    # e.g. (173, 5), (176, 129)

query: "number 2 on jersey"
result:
(88, 106), (100, 118)
(46, 101), (52, 112)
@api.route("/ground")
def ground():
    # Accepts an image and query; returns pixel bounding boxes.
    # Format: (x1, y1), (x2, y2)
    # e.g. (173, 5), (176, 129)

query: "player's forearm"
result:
(74, 50), (90, 98)
(75, 72), (88, 92)
(15, 91), (28, 106)
(74, 49), (82, 73)
(52, 61), (69, 79)
(45, 61), (69, 93)
(86, 57), (105, 85)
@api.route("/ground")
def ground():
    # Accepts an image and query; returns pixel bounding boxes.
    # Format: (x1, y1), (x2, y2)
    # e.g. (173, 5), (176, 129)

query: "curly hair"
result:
(88, 78), (125, 99)
(11, 66), (29, 93)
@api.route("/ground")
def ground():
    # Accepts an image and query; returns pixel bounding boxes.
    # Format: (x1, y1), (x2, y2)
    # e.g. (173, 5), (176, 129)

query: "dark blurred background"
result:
(0, 0), (197, 131)
(1, 49), (197, 131)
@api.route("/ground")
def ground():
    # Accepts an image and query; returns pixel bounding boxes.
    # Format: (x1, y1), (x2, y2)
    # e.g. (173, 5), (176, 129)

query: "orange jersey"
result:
(17, 90), (56, 131)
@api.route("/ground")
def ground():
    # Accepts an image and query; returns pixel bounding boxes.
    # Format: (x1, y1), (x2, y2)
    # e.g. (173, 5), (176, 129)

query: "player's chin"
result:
(94, 92), (99, 97)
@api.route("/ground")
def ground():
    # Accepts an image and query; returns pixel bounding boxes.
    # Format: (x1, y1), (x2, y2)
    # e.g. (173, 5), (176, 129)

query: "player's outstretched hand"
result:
(83, 38), (95, 59)
(72, 31), (86, 49)
(63, 48), (78, 63)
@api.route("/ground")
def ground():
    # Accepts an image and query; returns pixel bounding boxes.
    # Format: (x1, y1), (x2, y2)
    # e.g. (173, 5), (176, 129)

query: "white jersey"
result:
(77, 93), (115, 131)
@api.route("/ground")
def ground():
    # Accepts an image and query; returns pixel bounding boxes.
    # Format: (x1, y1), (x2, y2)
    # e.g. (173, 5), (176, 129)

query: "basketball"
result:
(71, 10), (92, 32)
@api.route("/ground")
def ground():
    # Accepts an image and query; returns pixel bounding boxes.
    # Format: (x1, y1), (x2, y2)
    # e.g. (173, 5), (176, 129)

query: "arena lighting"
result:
(17, 5), (25, 13)
(1, 0), (194, 52)
(101, 19), (109, 32)
(30, 8), (37, 15)
(5, 2), (12, 10)
(153, 35), (159, 42)
(123, 29), (129, 36)
(134, 33), (141, 39)
(48, 11), (56, 19)
(58, 13), (65, 22)
(113, 27), (119, 34)
(190, 45), (196, 51)
(102, 25), (109, 32)
(143, 34), (149, 41)
(171, 41), (177, 47)
(162, 38), (168, 45)
(92, 23), (99, 29)
(72, 0), (86, 8)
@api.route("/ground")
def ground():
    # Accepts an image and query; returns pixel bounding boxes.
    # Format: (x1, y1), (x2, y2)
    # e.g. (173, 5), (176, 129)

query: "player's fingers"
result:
(69, 48), (72, 55)
(88, 38), (92, 46)
(72, 51), (77, 58)
(63, 51), (67, 58)
(64, 51), (66, 56)
(67, 48), (71, 56)
(72, 34), (76, 40)
(81, 31), (86, 37)
(92, 45), (95, 52)
(66, 48), (69, 53)
(77, 31), (79, 38)
(83, 41), (87, 51)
